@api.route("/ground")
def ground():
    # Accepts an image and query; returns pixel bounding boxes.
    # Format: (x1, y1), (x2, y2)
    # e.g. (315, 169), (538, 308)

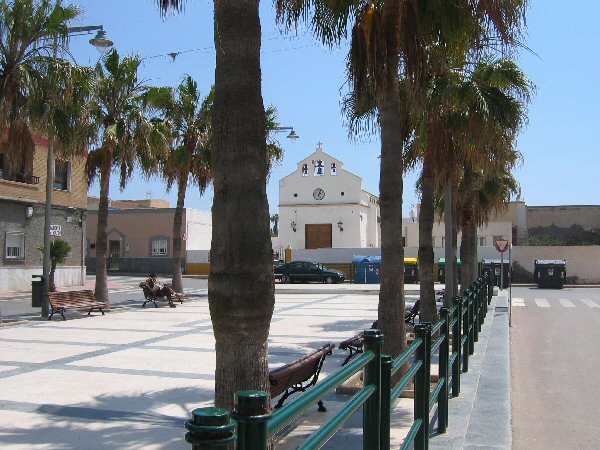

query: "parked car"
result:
(274, 260), (346, 284)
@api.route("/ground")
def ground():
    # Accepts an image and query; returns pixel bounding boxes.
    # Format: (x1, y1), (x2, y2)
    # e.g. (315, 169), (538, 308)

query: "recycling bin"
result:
(480, 259), (510, 289)
(534, 259), (566, 289)
(352, 255), (381, 284)
(404, 257), (419, 284)
(32, 275), (45, 307)
(438, 258), (462, 284)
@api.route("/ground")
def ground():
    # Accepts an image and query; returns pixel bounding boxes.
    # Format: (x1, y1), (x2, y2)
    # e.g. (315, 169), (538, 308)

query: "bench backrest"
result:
(338, 334), (363, 350)
(269, 344), (334, 398)
(139, 282), (153, 296)
(48, 290), (102, 307)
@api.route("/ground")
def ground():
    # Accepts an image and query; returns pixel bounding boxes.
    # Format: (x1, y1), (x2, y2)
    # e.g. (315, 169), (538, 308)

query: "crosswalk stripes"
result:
(512, 297), (525, 307)
(510, 297), (600, 309)
(558, 299), (575, 308)
(581, 299), (600, 308)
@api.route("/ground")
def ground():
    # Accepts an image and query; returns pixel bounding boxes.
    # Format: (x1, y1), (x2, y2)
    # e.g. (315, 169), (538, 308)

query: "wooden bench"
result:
(48, 290), (109, 321)
(139, 282), (184, 308)
(269, 344), (335, 412)
(338, 301), (421, 365)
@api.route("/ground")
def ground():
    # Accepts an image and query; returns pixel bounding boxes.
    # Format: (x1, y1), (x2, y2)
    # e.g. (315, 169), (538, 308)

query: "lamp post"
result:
(273, 126), (299, 141)
(41, 26), (113, 318)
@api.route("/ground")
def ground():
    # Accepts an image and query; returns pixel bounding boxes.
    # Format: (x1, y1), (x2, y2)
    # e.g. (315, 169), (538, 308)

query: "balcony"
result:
(0, 169), (40, 185)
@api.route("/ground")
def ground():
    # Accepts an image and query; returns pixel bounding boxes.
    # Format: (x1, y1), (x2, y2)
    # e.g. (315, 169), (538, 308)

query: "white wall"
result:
(185, 209), (212, 251)
(186, 249), (211, 264)
(0, 266), (85, 291)
(404, 220), (512, 248)
(512, 246), (600, 284)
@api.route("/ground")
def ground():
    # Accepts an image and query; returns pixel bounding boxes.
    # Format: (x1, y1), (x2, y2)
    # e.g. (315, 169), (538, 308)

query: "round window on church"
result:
(341, 192), (345, 196)
(294, 193), (298, 197)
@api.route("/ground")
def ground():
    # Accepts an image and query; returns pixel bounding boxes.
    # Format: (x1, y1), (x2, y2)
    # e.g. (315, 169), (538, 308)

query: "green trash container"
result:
(32, 275), (44, 307)
(534, 259), (566, 289)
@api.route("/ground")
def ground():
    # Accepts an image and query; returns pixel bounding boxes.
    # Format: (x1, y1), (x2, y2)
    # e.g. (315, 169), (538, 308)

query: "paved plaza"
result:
(0, 281), (507, 449)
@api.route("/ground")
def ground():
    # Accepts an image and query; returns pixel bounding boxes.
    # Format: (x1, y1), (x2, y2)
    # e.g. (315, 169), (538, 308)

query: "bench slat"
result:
(48, 290), (108, 320)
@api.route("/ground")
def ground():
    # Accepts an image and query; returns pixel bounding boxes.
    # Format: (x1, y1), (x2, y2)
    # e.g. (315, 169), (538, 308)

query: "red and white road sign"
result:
(494, 239), (510, 253)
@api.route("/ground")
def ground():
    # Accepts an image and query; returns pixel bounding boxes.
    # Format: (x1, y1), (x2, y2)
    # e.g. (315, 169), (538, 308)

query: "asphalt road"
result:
(510, 286), (600, 449)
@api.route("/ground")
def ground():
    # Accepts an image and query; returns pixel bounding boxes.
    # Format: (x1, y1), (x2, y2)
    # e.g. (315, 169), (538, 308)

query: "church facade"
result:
(275, 144), (380, 250)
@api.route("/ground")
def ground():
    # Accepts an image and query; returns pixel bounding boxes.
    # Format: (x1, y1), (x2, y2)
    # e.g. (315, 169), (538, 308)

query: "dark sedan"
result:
(274, 261), (346, 284)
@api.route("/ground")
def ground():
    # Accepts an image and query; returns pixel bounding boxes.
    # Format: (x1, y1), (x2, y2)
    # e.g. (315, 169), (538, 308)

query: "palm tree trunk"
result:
(418, 131), (438, 324)
(94, 147), (112, 305)
(460, 220), (478, 293)
(171, 166), (189, 293)
(378, 0), (406, 367)
(451, 182), (459, 299)
(50, 261), (57, 292)
(210, 0), (274, 410)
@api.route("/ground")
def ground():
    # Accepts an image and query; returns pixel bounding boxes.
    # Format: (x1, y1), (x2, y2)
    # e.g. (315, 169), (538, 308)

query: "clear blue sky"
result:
(71, 0), (599, 216)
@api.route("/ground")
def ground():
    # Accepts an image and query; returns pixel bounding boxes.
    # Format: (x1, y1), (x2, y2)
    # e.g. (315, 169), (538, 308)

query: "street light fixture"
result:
(41, 25), (113, 317)
(89, 29), (113, 52)
(273, 126), (299, 141)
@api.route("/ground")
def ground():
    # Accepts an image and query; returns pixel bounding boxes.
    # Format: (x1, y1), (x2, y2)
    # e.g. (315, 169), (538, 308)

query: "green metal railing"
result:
(185, 272), (494, 450)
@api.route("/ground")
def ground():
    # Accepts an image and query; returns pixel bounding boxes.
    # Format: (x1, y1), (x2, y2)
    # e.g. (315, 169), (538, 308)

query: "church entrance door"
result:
(305, 224), (332, 249)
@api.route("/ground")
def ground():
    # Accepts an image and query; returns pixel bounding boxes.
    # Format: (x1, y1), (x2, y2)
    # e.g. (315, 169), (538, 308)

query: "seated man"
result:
(145, 273), (176, 308)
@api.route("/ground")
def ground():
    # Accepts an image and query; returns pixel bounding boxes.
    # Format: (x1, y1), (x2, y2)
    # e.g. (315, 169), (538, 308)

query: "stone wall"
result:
(0, 200), (85, 290)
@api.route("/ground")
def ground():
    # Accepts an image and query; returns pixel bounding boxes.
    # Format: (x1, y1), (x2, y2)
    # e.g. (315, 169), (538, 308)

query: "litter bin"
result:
(32, 275), (45, 307)
(404, 257), (419, 284)
(534, 259), (566, 289)
(481, 259), (510, 289)
(438, 258), (462, 284)
(352, 255), (381, 284)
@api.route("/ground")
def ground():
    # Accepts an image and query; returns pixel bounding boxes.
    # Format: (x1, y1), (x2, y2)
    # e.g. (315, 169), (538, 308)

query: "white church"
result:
(274, 144), (381, 249)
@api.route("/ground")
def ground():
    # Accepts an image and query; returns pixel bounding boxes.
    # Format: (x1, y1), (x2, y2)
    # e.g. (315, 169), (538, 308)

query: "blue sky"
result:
(71, 1), (599, 216)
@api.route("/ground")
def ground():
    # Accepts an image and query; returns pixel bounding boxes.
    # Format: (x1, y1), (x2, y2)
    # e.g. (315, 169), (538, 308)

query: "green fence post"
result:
(363, 329), (384, 450)
(185, 407), (237, 449)
(380, 355), (392, 450)
(232, 390), (270, 450)
(414, 323), (432, 450)
(487, 271), (493, 303)
(476, 280), (483, 331)
(469, 289), (477, 350)
(438, 308), (450, 434)
(480, 278), (487, 322)
(462, 295), (470, 372)
(452, 296), (462, 397)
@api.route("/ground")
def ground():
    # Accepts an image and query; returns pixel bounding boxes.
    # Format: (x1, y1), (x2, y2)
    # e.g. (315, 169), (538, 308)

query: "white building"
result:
(274, 144), (380, 250)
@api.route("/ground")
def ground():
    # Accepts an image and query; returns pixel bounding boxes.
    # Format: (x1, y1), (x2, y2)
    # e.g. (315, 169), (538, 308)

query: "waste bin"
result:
(352, 255), (381, 284)
(32, 275), (45, 307)
(438, 258), (462, 284)
(480, 259), (510, 289)
(534, 259), (566, 289)
(404, 257), (419, 284)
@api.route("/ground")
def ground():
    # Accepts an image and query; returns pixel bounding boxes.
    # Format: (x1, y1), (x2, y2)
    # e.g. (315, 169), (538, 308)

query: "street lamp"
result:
(41, 25), (113, 317)
(273, 126), (299, 141)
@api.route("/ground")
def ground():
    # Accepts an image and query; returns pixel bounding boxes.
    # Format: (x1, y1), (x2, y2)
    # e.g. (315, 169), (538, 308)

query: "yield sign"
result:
(494, 239), (510, 253)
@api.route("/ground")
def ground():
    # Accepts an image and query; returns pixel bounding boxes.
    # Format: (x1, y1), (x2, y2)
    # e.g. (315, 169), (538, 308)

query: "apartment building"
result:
(0, 134), (87, 291)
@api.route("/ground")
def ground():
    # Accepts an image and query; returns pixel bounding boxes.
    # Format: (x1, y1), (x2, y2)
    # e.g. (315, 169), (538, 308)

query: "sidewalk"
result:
(276, 292), (510, 449)
(0, 286), (508, 449)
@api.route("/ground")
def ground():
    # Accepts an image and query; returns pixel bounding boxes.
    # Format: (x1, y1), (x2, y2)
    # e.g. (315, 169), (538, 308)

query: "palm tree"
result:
(86, 49), (169, 305)
(156, 0), (276, 409)
(149, 77), (213, 294)
(270, 214), (279, 236)
(0, 0), (82, 176)
(37, 238), (71, 292)
(277, 0), (529, 361)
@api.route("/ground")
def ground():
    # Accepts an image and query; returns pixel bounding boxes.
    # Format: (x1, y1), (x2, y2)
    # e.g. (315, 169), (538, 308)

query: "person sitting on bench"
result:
(145, 273), (176, 308)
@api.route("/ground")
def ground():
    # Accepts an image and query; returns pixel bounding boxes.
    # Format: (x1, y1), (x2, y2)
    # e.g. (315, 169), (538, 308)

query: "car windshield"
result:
(319, 263), (329, 270)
